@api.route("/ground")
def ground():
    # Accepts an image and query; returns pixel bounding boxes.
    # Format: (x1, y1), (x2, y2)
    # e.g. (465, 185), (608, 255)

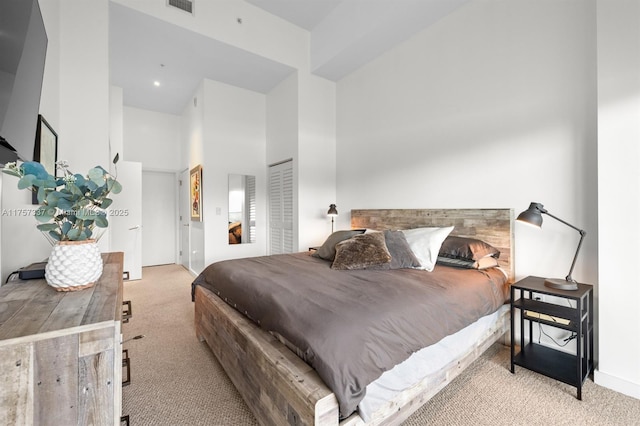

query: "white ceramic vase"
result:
(45, 239), (103, 291)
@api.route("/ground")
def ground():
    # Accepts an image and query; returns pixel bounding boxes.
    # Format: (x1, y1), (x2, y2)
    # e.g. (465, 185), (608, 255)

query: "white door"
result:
(141, 171), (177, 266)
(269, 160), (294, 254)
(179, 168), (190, 270)
(110, 161), (142, 280)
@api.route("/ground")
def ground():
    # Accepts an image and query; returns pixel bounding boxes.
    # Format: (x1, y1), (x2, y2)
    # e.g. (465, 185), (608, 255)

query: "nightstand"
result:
(510, 276), (594, 400)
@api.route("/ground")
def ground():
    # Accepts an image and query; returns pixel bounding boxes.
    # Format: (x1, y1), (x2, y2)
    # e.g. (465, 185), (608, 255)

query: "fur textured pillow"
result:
(331, 232), (392, 270)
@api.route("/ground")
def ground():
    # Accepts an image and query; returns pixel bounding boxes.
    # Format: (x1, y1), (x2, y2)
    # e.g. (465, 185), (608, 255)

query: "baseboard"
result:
(594, 369), (640, 400)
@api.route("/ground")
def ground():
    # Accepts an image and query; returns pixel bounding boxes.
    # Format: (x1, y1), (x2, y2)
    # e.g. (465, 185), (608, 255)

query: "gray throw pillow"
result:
(312, 229), (366, 261)
(384, 230), (421, 269)
(438, 236), (500, 261)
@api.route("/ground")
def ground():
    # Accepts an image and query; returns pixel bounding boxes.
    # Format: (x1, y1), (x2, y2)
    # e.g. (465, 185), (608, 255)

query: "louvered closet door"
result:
(245, 175), (256, 243)
(269, 160), (294, 254)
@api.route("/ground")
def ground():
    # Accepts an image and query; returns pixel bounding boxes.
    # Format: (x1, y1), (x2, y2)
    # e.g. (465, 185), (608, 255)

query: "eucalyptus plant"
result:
(2, 154), (122, 242)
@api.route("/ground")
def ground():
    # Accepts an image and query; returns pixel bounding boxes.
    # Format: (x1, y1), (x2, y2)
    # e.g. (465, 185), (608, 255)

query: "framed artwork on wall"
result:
(190, 165), (202, 221)
(32, 114), (58, 204)
(34, 114), (57, 176)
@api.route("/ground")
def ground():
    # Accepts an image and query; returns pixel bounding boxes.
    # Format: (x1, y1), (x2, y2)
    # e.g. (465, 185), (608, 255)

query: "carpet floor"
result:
(122, 264), (640, 425)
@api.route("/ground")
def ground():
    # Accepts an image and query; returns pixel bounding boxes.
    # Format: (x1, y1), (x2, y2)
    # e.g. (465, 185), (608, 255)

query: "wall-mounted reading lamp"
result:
(517, 202), (586, 291)
(327, 204), (338, 233)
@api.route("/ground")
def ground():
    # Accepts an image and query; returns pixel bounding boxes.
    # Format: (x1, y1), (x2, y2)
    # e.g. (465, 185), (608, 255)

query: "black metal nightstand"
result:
(510, 276), (594, 400)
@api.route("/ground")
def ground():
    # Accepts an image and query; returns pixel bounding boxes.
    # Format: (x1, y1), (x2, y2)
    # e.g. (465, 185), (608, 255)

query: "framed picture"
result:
(34, 114), (57, 175)
(32, 115), (58, 204)
(190, 165), (202, 221)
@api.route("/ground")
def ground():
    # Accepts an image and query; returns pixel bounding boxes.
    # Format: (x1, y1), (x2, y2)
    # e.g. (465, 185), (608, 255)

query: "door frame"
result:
(179, 167), (192, 273)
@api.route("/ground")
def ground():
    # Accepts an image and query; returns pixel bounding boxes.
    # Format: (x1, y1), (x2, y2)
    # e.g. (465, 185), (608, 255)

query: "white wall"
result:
(266, 73), (298, 166)
(123, 106), (181, 171)
(181, 82), (205, 274)
(336, 0), (598, 286)
(595, 0), (640, 399)
(180, 79), (268, 273)
(266, 73), (299, 252)
(266, 72), (338, 252)
(1, 0), (111, 281)
(109, 86), (124, 163)
(297, 73), (337, 250)
(201, 79), (267, 265)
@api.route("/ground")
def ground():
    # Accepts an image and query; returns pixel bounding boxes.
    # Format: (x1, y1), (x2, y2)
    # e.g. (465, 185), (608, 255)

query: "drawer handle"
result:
(122, 349), (131, 386)
(122, 300), (132, 323)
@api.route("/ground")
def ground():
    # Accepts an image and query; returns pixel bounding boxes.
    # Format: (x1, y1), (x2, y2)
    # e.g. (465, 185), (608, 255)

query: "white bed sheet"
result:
(358, 304), (509, 421)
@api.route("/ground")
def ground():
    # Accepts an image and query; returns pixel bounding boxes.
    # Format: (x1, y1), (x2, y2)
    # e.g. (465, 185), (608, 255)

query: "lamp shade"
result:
(327, 204), (338, 217)
(516, 202), (545, 227)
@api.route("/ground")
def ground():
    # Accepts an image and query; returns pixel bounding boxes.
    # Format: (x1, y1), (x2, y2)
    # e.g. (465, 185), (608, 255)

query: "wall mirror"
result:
(228, 174), (256, 244)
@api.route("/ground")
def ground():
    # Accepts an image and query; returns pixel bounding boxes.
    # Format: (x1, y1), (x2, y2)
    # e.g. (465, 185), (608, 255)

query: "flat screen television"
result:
(0, 0), (48, 166)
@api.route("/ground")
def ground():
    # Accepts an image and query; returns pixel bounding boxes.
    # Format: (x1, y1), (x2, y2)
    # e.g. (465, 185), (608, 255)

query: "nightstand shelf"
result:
(513, 298), (588, 331)
(510, 276), (594, 400)
(513, 343), (590, 388)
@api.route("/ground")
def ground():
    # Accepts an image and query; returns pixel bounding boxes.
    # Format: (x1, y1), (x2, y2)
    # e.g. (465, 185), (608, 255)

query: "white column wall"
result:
(595, 0), (640, 399)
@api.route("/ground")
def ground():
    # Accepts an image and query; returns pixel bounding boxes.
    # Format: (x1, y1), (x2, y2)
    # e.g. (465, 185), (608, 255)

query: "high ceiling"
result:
(244, 0), (343, 31)
(110, 0), (469, 115)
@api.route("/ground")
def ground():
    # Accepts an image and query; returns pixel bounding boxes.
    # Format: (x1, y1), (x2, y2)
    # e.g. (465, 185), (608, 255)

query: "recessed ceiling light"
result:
(154, 81), (161, 87)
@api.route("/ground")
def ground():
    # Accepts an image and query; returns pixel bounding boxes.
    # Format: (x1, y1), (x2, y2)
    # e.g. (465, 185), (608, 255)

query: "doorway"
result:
(141, 170), (177, 266)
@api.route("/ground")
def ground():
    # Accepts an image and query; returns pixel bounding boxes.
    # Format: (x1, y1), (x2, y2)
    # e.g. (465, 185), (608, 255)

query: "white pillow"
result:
(401, 226), (454, 271)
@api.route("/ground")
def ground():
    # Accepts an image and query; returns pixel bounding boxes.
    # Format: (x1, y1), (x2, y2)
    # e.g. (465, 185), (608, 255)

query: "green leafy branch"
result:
(2, 154), (122, 242)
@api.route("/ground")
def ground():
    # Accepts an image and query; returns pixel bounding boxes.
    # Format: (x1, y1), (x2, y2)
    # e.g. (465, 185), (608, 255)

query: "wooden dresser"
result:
(0, 252), (124, 426)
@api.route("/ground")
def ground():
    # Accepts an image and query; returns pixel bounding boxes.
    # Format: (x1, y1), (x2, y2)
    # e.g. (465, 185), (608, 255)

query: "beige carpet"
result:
(122, 264), (640, 426)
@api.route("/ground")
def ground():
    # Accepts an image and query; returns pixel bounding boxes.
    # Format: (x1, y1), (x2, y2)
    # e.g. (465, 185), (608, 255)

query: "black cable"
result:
(537, 321), (576, 347)
(5, 271), (19, 283)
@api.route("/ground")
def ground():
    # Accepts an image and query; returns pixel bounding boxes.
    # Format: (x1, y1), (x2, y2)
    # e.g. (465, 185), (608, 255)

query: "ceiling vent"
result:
(168, 0), (193, 14)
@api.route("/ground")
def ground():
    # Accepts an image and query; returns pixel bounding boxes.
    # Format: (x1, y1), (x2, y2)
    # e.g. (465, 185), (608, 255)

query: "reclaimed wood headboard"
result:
(351, 208), (514, 283)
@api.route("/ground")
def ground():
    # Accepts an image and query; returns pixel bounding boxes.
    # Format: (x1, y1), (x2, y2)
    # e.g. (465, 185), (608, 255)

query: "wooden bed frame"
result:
(194, 208), (514, 425)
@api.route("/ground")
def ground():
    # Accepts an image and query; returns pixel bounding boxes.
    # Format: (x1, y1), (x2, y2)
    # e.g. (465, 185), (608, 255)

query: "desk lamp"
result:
(517, 202), (586, 291)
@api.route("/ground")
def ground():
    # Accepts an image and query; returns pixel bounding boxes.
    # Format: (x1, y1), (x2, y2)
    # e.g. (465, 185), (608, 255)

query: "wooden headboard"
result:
(351, 208), (514, 282)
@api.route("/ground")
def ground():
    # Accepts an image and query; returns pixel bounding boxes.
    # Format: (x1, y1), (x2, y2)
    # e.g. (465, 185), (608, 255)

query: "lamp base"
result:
(544, 278), (578, 291)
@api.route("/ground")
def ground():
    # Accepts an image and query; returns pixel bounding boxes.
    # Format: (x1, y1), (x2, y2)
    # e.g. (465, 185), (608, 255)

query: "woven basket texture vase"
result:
(45, 239), (103, 291)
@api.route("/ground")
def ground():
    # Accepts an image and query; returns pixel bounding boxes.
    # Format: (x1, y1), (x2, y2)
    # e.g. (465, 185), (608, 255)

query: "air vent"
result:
(168, 0), (193, 14)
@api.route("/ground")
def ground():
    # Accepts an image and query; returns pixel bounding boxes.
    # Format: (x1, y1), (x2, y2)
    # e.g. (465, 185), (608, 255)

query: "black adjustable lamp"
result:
(327, 204), (338, 233)
(517, 202), (586, 291)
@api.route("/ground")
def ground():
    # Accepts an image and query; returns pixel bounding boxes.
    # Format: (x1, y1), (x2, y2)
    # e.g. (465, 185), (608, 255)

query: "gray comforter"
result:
(192, 252), (508, 418)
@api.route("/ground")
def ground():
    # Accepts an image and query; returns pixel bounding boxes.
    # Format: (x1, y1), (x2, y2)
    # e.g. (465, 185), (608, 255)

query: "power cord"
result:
(5, 271), (20, 284)
(537, 323), (577, 347)
(532, 296), (578, 347)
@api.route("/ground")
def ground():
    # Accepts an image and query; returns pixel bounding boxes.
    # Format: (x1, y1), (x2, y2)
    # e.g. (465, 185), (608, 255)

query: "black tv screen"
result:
(0, 0), (48, 165)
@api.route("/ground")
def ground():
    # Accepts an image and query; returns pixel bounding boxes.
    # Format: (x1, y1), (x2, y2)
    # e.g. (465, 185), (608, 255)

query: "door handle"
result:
(129, 225), (140, 230)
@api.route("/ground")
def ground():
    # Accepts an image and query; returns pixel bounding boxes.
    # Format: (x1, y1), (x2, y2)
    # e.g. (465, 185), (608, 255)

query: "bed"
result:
(193, 208), (514, 425)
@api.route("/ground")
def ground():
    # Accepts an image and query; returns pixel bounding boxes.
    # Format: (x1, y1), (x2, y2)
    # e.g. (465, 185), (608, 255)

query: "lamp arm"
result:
(543, 211), (586, 283)
(565, 229), (586, 283)
(543, 211), (584, 234)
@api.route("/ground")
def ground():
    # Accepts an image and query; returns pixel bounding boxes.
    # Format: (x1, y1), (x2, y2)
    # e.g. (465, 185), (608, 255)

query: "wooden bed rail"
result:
(195, 285), (340, 425)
